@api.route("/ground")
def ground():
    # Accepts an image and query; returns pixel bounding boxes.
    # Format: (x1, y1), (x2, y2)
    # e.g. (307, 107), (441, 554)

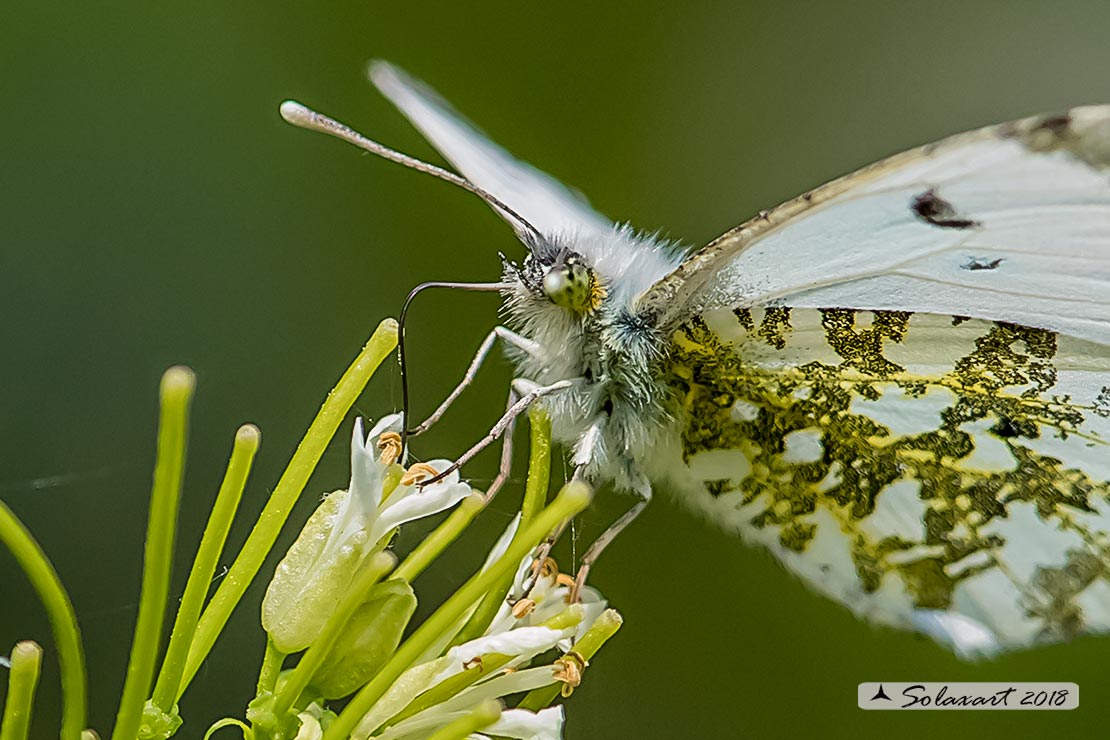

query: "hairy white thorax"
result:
(499, 225), (684, 489)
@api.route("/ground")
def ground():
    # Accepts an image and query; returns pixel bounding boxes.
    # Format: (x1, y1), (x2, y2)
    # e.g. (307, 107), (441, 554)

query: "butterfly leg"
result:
(410, 326), (543, 436)
(571, 478), (652, 602)
(482, 386), (522, 503)
(419, 378), (575, 487)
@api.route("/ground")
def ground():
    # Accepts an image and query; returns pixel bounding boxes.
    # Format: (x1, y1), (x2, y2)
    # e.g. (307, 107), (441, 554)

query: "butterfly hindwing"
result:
(659, 307), (1110, 655)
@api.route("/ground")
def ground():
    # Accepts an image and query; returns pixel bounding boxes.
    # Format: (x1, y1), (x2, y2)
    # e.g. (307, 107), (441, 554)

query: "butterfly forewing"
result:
(640, 107), (1110, 345)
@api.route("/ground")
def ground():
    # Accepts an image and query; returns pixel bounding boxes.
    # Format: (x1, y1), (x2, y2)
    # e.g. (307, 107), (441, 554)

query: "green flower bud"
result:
(310, 578), (417, 699)
(262, 415), (469, 652)
(262, 488), (373, 652)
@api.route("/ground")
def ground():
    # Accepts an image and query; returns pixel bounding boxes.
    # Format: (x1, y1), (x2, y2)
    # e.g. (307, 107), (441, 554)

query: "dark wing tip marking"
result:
(1033, 112), (1073, 137)
(962, 256), (1004, 271)
(912, 189), (979, 229)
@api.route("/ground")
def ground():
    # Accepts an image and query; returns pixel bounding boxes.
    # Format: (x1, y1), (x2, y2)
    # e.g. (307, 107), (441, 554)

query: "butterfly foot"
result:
(569, 562), (592, 604)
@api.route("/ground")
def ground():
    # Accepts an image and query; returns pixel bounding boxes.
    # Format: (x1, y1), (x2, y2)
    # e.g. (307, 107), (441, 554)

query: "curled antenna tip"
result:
(279, 100), (313, 127)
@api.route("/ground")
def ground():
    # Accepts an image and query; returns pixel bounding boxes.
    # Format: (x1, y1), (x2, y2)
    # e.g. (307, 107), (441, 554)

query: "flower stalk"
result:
(150, 423), (260, 716)
(179, 318), (398, 696)
(111, 366), (195, 740)
(0, 501), (87, 740)
(422, 699), (500, 740)
(1, 641), (43, 740)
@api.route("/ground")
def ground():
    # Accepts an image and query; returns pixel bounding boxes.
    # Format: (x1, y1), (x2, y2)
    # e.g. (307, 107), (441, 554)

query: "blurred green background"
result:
(3, 1), (1110, 738)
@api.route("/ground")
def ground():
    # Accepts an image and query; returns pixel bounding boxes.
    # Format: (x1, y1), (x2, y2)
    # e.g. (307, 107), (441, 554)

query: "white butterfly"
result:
(282, 63), (1110, 658)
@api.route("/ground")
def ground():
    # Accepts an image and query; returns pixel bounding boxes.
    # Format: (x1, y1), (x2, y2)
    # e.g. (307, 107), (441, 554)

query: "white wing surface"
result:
(647, 107), (1110, 655)
(662, 307), (1110, 656)
(641, 107), (1110, 346)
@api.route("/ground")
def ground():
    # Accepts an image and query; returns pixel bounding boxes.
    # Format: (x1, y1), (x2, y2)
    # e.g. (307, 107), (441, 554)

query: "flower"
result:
(348, 518), (609, 740)
(262, 415), (470, 652)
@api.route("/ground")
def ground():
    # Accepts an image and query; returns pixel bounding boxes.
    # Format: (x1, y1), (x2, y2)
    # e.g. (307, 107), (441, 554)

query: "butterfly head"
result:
(542, 251), (605, 314)
(504, 239), (606, 318)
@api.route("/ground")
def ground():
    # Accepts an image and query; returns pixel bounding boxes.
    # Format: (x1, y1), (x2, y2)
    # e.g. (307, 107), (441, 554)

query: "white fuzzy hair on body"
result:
(499, 224), (686, 492)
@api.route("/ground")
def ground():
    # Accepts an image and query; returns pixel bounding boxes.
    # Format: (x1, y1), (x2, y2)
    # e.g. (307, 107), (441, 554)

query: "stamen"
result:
(376, 432), (402, 465)
(553, 652), (589, 697)
(511, 598), (537, 619)
(539, 557), (559, 580)
(400, 462), (441, 486)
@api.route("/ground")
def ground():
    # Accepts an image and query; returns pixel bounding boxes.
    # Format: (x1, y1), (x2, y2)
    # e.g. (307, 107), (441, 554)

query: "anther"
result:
(553, 652), (589, 697)
(539, 557), (559, 580)
(511, 598), (537, 619)
(400, 462), (441, 486)
(377, 432), (402, 465)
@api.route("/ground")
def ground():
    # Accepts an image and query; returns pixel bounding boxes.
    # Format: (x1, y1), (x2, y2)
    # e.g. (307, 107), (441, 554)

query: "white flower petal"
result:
(484, 707), (564, 740)
(559, 586), (607, 650)
(294, 712), (324, 740)
(449, 626), (567, 668)
(482, 513), (522, 572)
(349, 418), (384, 512)
(437, 666), (561, 714)
(367, 412), (403, 440)
(369, 480), (470, 545)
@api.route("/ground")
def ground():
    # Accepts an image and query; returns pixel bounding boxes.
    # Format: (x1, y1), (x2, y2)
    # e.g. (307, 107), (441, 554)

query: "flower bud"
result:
(311, 579), (417, 699)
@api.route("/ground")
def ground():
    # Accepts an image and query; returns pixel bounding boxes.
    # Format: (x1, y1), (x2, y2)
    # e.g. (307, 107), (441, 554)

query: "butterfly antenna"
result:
(280, 101), (545, 245)
(398, 281), (506, 455)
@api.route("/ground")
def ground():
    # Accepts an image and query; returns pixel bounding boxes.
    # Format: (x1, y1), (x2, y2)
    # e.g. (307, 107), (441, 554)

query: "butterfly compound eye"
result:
(542, 257), (603, 313)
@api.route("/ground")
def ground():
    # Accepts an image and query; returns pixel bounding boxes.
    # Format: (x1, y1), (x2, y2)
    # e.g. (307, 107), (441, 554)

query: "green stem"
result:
(520, 406), (551, 528)
(179, 319), (398, 696)
(385, 656), (508, 729)
(152, 424), (260, 711)
(111, 367), (195, 740)
(516, 608), (623, 711)
(1, 641), (43, 740)
(0, 503), (87, 740)
(450, 410), (553, 647)
(392, 493), (484, 583)
(325, 481), (592, 740)
(255, 638), (285, 698)
(422, 699), (500, 740)
(269, 552), (395, 720)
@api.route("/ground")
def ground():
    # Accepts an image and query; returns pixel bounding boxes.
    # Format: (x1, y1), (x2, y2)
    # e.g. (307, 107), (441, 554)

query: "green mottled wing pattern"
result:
(659, 307), (1110, 656)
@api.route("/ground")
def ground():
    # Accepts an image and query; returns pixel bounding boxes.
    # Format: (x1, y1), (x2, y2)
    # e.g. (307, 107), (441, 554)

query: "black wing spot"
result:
(912, 189), (979, 229)
(705, 478), (731, 498)
(962, 257), (1004, 271)
(1035, 113), (1072, 137)
(991, 416), (1037, 439)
